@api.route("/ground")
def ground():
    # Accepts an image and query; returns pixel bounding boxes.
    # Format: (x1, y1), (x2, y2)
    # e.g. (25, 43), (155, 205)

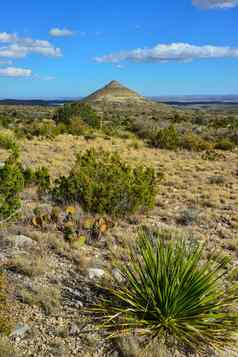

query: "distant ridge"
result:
(83, 80), (145, 102)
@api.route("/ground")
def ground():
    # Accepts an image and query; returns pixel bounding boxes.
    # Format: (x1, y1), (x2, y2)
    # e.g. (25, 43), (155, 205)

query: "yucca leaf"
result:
(87, 229), (238, 354)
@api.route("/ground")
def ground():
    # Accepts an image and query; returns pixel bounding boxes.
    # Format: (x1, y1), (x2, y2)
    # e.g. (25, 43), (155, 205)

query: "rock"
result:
(112, 268), (125, 283)
(69, 323), (80, 336)
(10, 234), (35, 250)
(0, 160), (5, 168)
(0, 252), (7, 263)
(10, 323), (31, 338)
(88, 268), (105, 280)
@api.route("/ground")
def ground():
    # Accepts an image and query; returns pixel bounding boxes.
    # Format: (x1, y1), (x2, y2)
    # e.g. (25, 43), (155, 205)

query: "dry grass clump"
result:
(176, 208), (201, 226)
(0, 337), (16, 357)
(30, 231), (69, 256)
(18, 284), (61, 315)
(208, 175), (226, 185)
(7, 253), (48, 277)
(0, 274), (13, 337)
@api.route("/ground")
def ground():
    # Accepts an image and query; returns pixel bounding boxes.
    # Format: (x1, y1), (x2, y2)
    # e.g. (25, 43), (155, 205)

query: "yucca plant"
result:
(89, 230), (238, 355)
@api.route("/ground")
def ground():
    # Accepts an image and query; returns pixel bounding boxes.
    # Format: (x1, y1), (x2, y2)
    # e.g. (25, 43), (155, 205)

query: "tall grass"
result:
(90, 230), (238, 355)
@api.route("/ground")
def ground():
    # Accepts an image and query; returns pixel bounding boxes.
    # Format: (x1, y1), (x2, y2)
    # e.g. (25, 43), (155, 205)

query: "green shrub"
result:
(214, 138), (235, 151)
(150, 126), (180, 150)
(21, 167), (35, 186)
(23, 166), (50, 193)
(0, 154), (24, 220)
(52, 149), (159, 217)
(84, 132), (97, 141)
(54, 102), (100, 129)
(90, 230), (238, 355)
(0, 133), (19, 154)
(34, 167), (50, 192)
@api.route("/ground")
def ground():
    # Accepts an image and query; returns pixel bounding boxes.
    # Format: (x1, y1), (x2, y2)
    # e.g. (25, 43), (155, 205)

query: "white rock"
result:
(112, 268), (125, 283)
(0, 253), (7, 263)
(10, 324), (30, 338)
(10, 235), (35, 249)
(88, 268), (105, 280)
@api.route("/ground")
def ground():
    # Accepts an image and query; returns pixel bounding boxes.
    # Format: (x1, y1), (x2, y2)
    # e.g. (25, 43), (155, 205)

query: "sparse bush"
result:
(181, 132), (212, 151)
(0, 115), (11, 128)
(214, 138), (235, 151)
(0, 337), (16, 357)
(89, 230), (238, 355)
(150, 125), (180, 150)
(201, 150), (225, 161)
(84, 132), (97, 141)
(52, 149), (159, 217)
(67, 117), (88, 136)
(208, 175), (225, 185)
(16, 121), (59, 139)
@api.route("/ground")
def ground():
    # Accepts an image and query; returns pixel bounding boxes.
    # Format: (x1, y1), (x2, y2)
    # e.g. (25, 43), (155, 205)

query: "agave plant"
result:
(89, 230), (238, 355)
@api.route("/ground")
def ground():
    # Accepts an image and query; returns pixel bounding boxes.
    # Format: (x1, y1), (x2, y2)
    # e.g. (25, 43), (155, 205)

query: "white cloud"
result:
(115, 64), (125, 69)
(49, 27), (74, 37)
(0, 60), (12, 65)
(33, 74), (55, 81)
(193, 0), (238, 8)
(0, 32), (17, 42)
(42, 75), (55, 81)
(95, 43), (238, 64)
(0, 32), (62, 58)
(0, 66), (32, 77)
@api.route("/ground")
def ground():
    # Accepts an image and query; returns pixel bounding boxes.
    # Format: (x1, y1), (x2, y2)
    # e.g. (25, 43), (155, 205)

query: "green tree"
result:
(53, 102), (100, 129)
(0, 153), (24, 220)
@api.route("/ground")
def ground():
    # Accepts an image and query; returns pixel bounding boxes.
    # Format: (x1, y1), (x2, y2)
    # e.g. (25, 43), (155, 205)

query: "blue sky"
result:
(0, 0), (238, 98)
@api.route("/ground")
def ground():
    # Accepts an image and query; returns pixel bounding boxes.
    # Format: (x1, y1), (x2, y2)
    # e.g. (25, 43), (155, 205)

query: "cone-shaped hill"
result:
(82, 80), (177, 126)
(83, 80), (144, 103)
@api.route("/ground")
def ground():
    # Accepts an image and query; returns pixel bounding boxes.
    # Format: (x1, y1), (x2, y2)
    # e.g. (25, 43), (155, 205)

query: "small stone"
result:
(112, 268), (125, 283)
(10, 323), (31, 338)
(0, 253), (7, 263)
(69, 323), (80, 336)
(0, 161), (5, 168)
(9, 234), (35, 250)
(88, 268), (105, 280)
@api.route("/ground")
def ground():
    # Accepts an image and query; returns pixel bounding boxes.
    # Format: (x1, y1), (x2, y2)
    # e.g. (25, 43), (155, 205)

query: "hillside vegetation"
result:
(0, 82), (238, 356)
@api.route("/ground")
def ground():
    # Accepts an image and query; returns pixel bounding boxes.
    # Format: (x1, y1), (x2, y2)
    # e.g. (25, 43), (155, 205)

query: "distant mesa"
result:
(83, 80), (145, 103)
